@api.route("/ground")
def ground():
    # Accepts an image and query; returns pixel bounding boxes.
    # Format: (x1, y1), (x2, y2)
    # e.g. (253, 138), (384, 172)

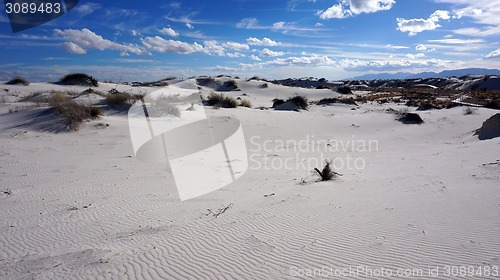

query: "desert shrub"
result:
(260, 83), (268, 88)
(272, 98), (285, 108)
(240, 99), (252, 108)
(58, 73), (98, 87)
(206, 92), (238, 108)
(288, 95), (308, 110)
(336, 86), (352, 94)
(50, 98), (101, 130)
(314, 161), (337, 181)
(105, 91), (133, 106)
(223, 79), (238, 90)
(6, 77), (29, 86)
(48, 92), (69, 106)
(463, 106), (477, 115)
(207, 91), (223, 106)
(222, 95), (238, 108)
(148, 97), (181, 118)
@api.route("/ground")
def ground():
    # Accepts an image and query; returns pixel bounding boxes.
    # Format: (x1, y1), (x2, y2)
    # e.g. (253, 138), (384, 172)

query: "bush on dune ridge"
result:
(6, 77), (29, 86)
(58, 73), (98, 87)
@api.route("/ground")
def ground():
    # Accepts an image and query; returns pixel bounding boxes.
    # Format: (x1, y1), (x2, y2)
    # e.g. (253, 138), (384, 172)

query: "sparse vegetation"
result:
(260, 83), (268, 88)
(6, 77), (29, 86)
(206, 92), (238, 108)
(240, 99), (252, 108)
(223, 79), (238, 90)
(58, 73), (98, 87)
(49, 93), (101, 130)
(314, 161), (341, 181)
(336, 86), (352, 94)
(288, 95), (308, 110)
(272, 98), (285, 108)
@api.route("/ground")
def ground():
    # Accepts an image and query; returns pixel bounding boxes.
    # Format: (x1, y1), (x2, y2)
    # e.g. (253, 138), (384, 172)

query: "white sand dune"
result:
(1, 79), (499, 279)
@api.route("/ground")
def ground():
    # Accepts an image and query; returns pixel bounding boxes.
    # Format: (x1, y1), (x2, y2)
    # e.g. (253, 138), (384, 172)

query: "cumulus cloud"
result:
(54, 28), (150, 55)
(223, 42), (250, 51)
(202, 40), (226, 56)
(267, 55), (335, 66)
(406, 53), (425, 59)
(141, 36), (203, 54)
(339, 58), (447, 71)
(250, 55), (261, 61)
(260, 48), (285, 57)
(397, 10), (450, 36)
(159, 27), (179, 37)
(484, 49), (500, 59)
(318, 0), (395, 19)
(246, 37), (280, 46)
(61, 42), (86, 54)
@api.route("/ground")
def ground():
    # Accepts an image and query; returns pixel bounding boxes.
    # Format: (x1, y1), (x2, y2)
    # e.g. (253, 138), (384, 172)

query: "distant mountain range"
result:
(348, 68), (500, 80)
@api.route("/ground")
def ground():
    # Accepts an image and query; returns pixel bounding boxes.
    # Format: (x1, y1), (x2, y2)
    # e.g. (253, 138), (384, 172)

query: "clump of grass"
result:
(49, 94), (101, 130)
(206, 92), (238, 108)
(223, 79), (238, 90)
(336, 86), (352, 94)
(58, 73), (98, 87)
(288, 95), (308, 110)
(240, 99), (252, 108)
(148, 96), (181, 118)
(260, 83), (268, 88)
(314, 161), (340, 181)
(6, 77), (29, 86)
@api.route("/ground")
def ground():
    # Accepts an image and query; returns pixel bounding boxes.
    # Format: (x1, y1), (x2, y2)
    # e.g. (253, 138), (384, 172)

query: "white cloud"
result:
(213, 65), (239, 72)
(318, 3), (349, 19)
(54, 28), (150, 55)
(141, 36), (203, 54)
(203, 40), (226, 56)
(396, 10), (450, 36)
(74, 3), (100, 17)
(315, 22), (324, 27)
(223, 42), (250, 51)
(267, 55), (335, 66)
(428, 38), (484, 44)
(485, 49), (500, 59)
(406, 53), (426, 59)
(131, 30), (141, 36)
(246, 37), (280, 46)
(61, 42), (86, 54)
(186, 23), (194, 29)
(318, 0), (395, 19)
(227, 52), (245, 58)
(416, 44), (427, 51)
(339, 58), (447, 71)
(260, 48), (285, 57)
(250, 55), (261, 61)
(385, 44), (409, 49)
(159, 27), (179, 37)
(236, 18), (261, 29)
(436, 0), (500, 36)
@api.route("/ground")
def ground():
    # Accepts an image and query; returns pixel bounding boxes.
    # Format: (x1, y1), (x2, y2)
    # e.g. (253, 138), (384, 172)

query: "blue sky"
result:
(1, 0), (500, 81)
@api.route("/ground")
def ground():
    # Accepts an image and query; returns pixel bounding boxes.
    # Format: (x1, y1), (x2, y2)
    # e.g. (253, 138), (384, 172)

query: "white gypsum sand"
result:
(0, 78), (499, 279)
